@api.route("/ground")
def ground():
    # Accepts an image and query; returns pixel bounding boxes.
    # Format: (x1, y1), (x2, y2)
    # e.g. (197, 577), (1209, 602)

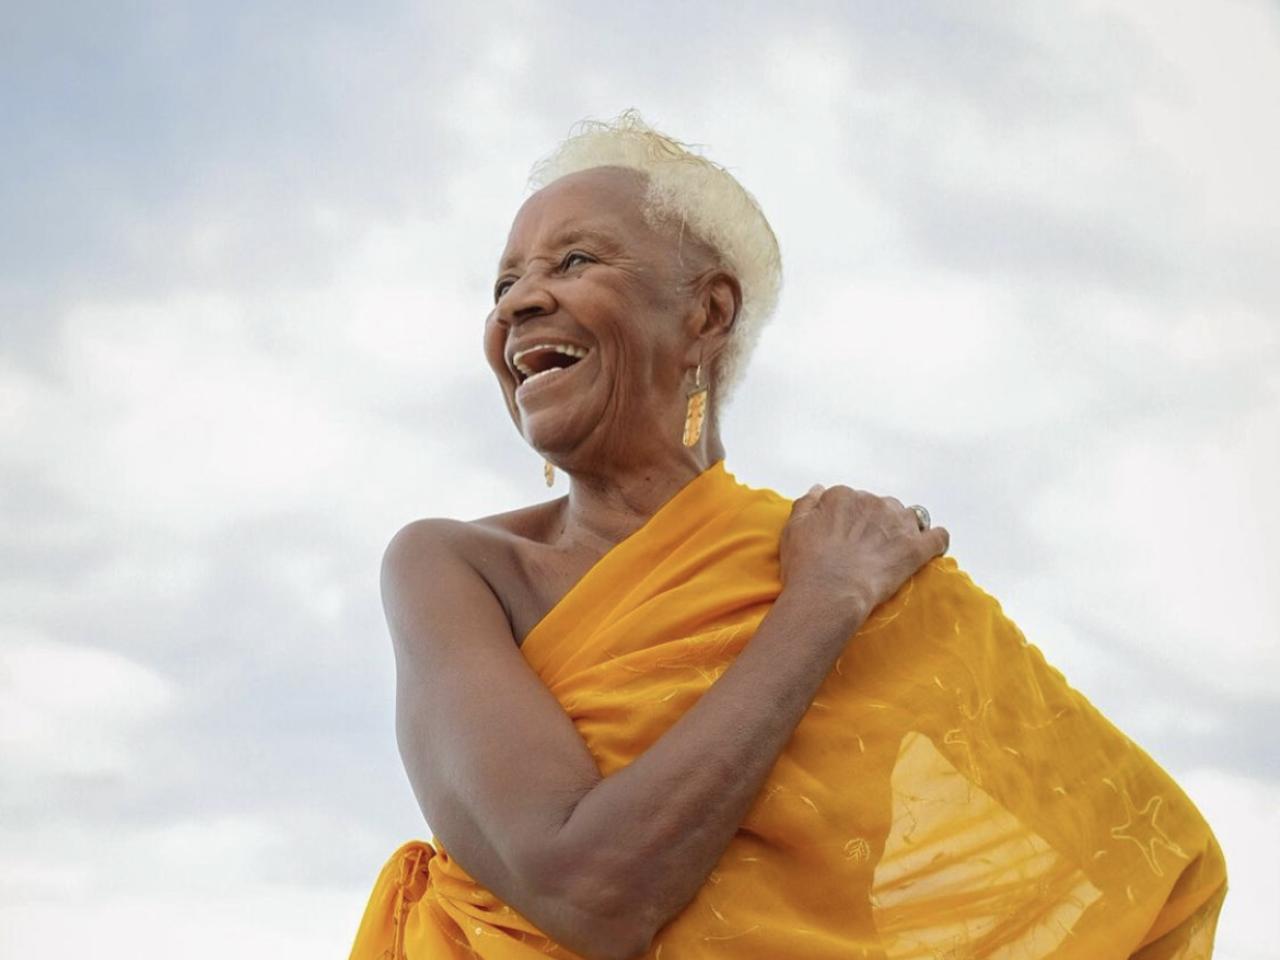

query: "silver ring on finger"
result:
(908, 504), (931, 531)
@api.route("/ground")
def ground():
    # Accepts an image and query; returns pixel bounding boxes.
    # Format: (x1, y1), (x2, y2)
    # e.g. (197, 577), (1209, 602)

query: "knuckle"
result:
(870, 492), (898, 511)
(822, 484), (857, 505)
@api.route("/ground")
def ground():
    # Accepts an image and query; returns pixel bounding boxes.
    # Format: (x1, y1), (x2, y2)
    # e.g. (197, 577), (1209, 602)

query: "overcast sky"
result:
(1, 1), (1276, 957)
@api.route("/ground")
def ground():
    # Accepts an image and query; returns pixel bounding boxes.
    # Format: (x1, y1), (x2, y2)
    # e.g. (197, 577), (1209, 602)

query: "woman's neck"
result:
(554, 441), (725, 553)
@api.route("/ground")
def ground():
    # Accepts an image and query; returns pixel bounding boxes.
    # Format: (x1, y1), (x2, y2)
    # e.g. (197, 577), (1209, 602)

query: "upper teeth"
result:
(512, 343), (588, 379)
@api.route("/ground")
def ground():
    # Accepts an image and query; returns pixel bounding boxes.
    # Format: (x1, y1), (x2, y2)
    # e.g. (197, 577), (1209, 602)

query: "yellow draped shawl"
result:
(349, 459), (1228, 959)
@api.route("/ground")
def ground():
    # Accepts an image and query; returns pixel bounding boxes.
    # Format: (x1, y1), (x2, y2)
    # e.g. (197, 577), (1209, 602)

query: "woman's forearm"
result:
(544, 585), (867, 953)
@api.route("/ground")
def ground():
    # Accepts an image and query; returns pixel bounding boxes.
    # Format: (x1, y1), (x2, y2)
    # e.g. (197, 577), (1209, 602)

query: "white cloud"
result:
(0, 634), (177, 778)
(1028, 417), (1279, 698)
(0, 814), (369, 960)
(757, 264), (1089, 441)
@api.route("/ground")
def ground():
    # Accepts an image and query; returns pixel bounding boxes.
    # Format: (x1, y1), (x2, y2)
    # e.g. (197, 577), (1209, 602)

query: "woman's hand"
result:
(779, 482), (950, 623)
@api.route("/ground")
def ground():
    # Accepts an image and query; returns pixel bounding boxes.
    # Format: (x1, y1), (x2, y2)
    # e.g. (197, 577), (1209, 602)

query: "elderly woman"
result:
(348, 112), (1227, 960)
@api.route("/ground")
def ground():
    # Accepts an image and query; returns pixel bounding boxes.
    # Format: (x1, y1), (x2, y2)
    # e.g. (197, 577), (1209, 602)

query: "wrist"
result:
(776, 580), (869, 637)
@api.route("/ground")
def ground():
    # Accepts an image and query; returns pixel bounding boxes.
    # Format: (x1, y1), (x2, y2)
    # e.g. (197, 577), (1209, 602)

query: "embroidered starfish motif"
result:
(1110, 790), (1190, 877)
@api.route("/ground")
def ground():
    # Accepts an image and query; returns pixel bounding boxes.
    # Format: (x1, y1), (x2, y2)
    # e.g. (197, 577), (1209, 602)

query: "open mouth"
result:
(512, 343), (591, 394)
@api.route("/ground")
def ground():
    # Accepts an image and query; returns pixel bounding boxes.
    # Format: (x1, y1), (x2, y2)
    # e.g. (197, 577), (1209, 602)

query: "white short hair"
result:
(527, 109), (783, 412)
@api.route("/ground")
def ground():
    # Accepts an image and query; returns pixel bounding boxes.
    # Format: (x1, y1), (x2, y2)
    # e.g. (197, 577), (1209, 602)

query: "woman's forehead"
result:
(498, 224), (625, 273)
(499, 170), (653, 267)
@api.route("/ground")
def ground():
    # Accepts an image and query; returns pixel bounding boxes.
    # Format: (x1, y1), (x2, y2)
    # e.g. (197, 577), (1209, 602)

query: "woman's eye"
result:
(495, 253), (589, 300)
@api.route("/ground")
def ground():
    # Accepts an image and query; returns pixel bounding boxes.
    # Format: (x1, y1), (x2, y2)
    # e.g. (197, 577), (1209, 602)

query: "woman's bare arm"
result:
(384, 518), (645, 960)
(546, 583), (866, 953)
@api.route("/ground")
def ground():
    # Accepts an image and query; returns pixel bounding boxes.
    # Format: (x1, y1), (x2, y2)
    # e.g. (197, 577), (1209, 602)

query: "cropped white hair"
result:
(527, 109), (783, 412)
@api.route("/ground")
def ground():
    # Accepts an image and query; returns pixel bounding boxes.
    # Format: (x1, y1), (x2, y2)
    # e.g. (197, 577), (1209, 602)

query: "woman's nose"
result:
(497, 272), (556, 324)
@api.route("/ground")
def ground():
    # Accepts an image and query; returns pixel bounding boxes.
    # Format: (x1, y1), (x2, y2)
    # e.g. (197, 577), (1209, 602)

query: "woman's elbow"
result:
(581, 914), (656, 960)
(579, 878), (667, 960)
(524, 855), (657, 960)
(531, 896), (654, 960)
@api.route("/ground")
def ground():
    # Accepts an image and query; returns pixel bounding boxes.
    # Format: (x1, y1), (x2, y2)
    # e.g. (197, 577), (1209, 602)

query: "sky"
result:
(1, 1), (1277, 957)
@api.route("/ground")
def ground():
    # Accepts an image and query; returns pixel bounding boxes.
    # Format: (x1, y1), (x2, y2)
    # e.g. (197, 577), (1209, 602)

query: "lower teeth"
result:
(524, 367), (565, 385)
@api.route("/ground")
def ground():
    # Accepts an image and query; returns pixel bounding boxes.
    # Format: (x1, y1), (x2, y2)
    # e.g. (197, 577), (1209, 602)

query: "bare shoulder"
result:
(382, 495), (570, 648)
(385, 494), (564, 568)
(379, 517), (474, 607)
(379, 517), (503, 641)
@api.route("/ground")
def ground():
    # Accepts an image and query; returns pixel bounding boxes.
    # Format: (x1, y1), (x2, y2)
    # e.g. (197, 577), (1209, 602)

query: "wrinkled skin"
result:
(483, 165), (741, 552)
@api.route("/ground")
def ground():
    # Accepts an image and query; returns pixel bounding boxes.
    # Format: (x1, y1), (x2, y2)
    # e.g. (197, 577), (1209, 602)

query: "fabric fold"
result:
(349, 459), (1227, 959)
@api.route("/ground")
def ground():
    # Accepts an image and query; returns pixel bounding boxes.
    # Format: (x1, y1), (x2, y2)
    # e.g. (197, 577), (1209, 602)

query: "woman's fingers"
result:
(791, 483), (825, 517)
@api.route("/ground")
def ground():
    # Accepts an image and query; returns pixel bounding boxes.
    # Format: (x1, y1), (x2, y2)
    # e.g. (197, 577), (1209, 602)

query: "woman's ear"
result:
(682, 264), (740, 368)
(707, 270), (741, 336)
(688, 268), (740, 341)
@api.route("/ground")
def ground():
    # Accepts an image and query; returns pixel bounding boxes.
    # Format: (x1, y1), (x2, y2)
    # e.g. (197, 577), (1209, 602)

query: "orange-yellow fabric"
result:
(349, 459), (1228, 959)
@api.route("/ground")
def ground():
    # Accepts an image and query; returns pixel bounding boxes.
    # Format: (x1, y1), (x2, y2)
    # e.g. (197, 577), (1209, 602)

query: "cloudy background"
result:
(2, 0), (1276, 956)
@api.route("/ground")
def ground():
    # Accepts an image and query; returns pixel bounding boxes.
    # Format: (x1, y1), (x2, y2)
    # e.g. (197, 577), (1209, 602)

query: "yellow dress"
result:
(349, 459), (1228, 959)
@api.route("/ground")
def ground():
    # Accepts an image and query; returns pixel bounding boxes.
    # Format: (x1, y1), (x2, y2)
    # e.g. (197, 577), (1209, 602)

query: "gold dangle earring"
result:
(682, 359), (709, 447)
(544, 459), (555, 487)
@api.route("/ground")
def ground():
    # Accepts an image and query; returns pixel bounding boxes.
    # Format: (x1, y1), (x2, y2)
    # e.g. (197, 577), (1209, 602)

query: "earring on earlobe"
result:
(544, 459), (555, 487)
(682, 360), (709, 447)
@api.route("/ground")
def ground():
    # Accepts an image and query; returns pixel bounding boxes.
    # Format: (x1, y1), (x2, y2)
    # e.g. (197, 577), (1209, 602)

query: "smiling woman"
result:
(347, 110), (1227, 960)
(478, 149), (766, 489)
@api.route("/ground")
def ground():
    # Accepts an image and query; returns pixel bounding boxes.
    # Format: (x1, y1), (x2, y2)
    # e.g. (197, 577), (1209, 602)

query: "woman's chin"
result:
(517, 401), (590, 453)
